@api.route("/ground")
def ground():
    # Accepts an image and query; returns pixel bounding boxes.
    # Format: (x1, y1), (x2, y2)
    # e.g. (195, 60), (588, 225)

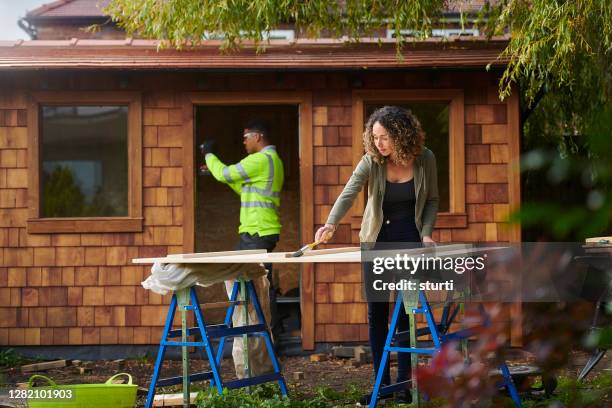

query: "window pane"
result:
(364, 103), (450, 212)
(41, 106), (128, 217)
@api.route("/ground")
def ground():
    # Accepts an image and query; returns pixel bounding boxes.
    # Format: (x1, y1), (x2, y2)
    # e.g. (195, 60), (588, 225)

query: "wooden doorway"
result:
(182, 92), (314, 349)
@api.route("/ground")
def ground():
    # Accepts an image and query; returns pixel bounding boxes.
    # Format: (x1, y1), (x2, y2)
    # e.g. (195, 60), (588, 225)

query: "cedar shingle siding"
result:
(0, 69), (519, 346)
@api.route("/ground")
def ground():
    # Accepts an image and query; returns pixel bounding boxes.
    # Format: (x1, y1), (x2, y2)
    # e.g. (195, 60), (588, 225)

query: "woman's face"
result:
(372, 121), (394, 157)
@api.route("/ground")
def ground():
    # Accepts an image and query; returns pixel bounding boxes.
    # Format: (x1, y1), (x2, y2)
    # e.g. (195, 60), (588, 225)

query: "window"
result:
(203, 29), (295, 41)
(352, 90), (466, 227)
(365, 103), (450, 212)
(28, 92), (142, 233)
(387, 28), (480, 39)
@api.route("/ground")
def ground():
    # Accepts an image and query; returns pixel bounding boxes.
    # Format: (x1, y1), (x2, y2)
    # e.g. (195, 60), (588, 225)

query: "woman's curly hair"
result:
(363, 106), (425, 165)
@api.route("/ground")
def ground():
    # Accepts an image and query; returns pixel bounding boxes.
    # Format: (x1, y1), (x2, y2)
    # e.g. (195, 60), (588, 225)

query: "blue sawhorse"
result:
(369, 289), (522, 407)
(145, 279), (287, 408)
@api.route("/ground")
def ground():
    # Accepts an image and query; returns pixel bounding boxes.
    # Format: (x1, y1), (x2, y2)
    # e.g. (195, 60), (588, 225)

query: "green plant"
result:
(0, 348), (26, 368)
(522, 373), (612, 408)
(196, 383), (379, 408)
(126, 354), (149, 364)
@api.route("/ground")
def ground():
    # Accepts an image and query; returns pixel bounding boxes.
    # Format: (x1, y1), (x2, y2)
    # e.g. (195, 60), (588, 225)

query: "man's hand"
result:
(315, 224), (336, 243)
(199, 163), (211, 176)
(199, 139), (217, 156)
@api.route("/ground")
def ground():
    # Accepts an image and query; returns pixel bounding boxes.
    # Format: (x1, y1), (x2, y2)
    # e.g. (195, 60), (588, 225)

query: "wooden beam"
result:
(22, 360), (67, 373)
(167, 249), (267, 260)
(288, 246), (360, 258)
(507, 89), (523, 347)
(133, 244), (496, 264)
(181, 93), (195, 253)
(152, 392), (198, 407)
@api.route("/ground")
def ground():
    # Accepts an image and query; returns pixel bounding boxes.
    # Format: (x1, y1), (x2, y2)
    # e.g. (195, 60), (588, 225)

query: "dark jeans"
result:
(363, 265), (411, 385)
(365, 219), (421, 386)
(237, 233), (280, 333)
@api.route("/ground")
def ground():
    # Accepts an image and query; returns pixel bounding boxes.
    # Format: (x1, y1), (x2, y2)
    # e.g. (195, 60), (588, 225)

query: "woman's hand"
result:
(422, 236), (436, 246)
(315, 224), (336, 243)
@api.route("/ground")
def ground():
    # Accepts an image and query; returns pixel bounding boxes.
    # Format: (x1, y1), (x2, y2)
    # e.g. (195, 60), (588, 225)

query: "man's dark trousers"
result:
(237, 232), (280, 337)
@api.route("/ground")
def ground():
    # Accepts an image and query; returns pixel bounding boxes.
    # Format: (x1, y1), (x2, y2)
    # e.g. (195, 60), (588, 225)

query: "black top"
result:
(378, 179), (420, 242)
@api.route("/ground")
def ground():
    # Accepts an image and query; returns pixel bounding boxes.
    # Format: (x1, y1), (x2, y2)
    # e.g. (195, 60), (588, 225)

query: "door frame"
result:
(181, 92), (315, 349)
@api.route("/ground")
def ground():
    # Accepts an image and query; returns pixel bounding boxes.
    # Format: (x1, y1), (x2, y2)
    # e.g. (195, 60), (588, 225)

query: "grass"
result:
(125, 353), (150, 364)
(523, 373), (612, 408)
(0, 348), (28, 369)
(195, 382), (432, 408)
(194, 372), (612, 408)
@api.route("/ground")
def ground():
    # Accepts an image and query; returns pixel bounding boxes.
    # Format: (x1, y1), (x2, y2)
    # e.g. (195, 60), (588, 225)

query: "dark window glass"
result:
(365, 103), (450, 212)
(40, 106), (128, 217)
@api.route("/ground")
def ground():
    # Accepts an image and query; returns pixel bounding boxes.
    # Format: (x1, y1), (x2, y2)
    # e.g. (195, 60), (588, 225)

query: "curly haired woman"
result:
(314, 105), (439, 403)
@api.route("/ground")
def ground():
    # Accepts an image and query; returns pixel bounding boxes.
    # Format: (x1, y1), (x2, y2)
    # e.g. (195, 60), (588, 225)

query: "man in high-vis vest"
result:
(201, 119), (284, 377)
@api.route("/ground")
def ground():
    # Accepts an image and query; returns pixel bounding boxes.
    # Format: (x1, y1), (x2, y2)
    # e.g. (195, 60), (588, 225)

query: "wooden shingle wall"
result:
(0, 70), (519, 347)
(0, 77), (184, 346)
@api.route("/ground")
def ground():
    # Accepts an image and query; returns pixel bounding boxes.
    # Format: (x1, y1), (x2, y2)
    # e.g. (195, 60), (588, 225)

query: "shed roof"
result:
(26, 0), (111, 18)
(0, 37), (509, 71)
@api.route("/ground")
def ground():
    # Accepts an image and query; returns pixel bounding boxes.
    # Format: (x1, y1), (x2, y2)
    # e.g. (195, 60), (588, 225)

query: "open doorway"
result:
(194, 105), (302, 347)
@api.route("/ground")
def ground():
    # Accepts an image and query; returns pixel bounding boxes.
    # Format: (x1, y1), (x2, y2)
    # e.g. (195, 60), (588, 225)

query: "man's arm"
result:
(205, 153), (261, 195)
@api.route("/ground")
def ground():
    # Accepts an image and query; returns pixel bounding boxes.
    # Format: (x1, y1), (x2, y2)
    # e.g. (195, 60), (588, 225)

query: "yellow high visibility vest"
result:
(205, 145), (284, 236)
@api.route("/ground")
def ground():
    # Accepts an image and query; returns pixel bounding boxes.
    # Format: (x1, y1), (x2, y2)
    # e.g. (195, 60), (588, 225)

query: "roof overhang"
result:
(23, 15), (111, 24)
(0, 37), (509, 71)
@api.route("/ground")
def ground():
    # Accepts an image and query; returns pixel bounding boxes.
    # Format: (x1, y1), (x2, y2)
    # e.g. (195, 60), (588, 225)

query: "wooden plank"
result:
(506, 90), (522, 347)
(168, 249), (267, 259)
(153, 392), (198, 407)
(449, 90), (465, 213)
(285, 246), (359, 258)
(27, 95), (39, 220)
(128, 93), (143, 225)
(299, 93), (315, 350)
(200, 301), (243, 310)
(351, 96), (365, 216)
(21, 359), (67, 373)
(506, 91), (521, 240)
(585, 236), (612, 243)
(134, 244), (492, 264)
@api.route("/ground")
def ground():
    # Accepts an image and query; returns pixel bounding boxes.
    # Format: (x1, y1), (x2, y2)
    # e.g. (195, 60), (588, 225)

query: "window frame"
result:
(351, 89), (466, 229)
(27, 91), (143, 233)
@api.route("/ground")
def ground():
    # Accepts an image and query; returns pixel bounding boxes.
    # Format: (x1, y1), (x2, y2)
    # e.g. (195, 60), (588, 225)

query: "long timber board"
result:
(132, 244), (501, 264)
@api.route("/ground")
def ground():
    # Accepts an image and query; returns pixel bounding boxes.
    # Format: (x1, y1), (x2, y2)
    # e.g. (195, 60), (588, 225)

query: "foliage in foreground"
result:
(195, 373), (611, 408)
(103, 0), (448, 52)
(523, 373), (612, 408)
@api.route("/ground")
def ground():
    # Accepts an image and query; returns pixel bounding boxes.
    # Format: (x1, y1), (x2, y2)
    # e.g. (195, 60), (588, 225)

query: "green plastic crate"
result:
(27, 373), (137, 408)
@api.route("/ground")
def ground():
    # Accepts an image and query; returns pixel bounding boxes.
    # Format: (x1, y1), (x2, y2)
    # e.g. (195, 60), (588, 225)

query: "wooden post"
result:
(176, 289), (191, 408)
